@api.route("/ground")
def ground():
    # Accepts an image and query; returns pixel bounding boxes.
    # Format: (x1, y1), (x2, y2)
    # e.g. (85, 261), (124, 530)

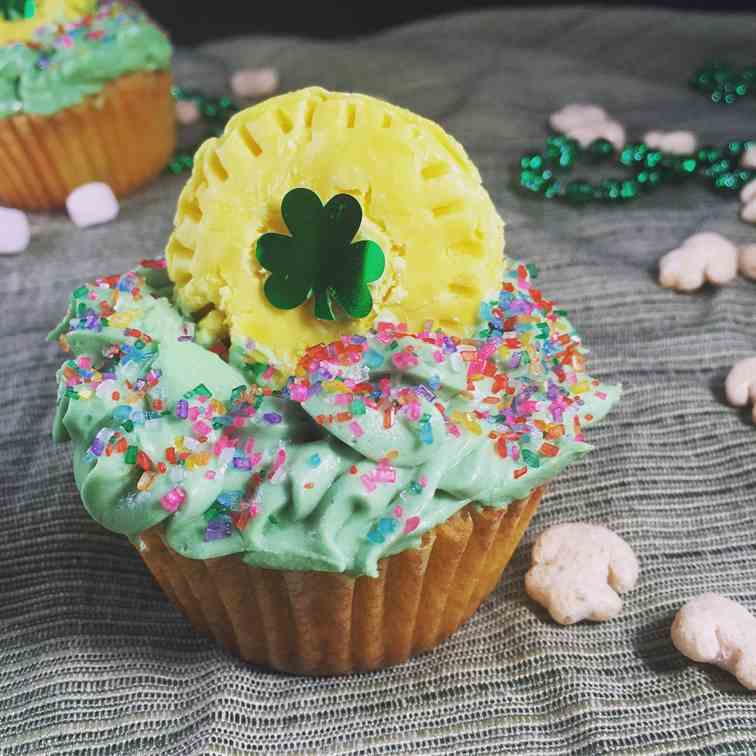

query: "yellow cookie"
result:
(0, 0), (96, 43)
(166, 87), (505, 374)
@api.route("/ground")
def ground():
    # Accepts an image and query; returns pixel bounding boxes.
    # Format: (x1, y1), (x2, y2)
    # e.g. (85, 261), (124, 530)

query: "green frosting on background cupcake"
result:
(0, 0), (171, 118)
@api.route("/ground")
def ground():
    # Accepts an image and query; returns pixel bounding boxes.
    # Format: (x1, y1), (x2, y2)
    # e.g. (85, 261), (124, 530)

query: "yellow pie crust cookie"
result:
(166, 87), (505, 373)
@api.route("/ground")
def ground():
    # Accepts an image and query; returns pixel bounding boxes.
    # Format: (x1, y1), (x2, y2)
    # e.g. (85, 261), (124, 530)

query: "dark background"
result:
(144, 1), (755, 45)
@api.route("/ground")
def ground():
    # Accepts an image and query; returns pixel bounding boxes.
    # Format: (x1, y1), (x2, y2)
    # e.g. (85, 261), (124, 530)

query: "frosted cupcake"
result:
(51, 88), (619, 675)
(0, 0), (174, 210)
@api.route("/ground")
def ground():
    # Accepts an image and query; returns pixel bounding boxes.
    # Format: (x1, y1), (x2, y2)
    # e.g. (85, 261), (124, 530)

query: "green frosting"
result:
(0, 1), (171, 118)
(50, 261), (619, 577)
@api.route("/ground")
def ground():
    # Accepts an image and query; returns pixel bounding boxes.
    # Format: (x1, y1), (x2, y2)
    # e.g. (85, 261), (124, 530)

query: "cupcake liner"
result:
(136, 486), (544, 676)
(0, 70), (175, 211)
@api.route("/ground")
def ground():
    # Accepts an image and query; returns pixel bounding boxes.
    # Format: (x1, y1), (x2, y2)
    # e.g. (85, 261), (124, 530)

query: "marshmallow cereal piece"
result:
(658, 232), (738, 291)
(0, 207), (30, 254)
(741, 198), (756, 225)
(738, 244), (756, 281)
(230, 67), (279, 99)
(525, 523), (639, 625)
(671, 593), (756, 690)
(175, 99), (200, 126)
(740, 179), (756, 204)
(66, 183), (119, 228)
(643, 130), (697, 155)
(549, 103), (625, 150)
(549, 103), (608, 132)
(742, 146), (756, 169)
(724, 357), (756, 420)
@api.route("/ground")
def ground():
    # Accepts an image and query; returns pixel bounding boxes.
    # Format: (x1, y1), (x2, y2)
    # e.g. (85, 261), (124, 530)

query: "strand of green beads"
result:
(517, 135), (756, 206)
(166, 87), (240, 175)
(691, 62), (756, 105)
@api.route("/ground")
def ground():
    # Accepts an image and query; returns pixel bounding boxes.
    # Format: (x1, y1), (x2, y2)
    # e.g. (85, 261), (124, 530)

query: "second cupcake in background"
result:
(0, 0), (174, 211)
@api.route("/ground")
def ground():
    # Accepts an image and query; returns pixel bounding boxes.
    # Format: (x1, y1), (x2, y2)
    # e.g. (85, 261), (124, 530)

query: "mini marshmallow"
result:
(525, 523), (639, 625)
(66, 182), (119, 228)
(738, 244), (756, 280)
(549, 103), (625, 150)
(643, 130), (697, 155)
(175, 99), (200, 126)
(658, 232), (738, 292)
(740, 179), (756, 204)
(741, 199), (756, 224)
(724, 357), (756, 420)
(230, 67), (279, 99)
(0, 207), (30, 254)
(549, 103), (608, 132)
(671, 593), (756, 691)
(742, 146), (756, 169)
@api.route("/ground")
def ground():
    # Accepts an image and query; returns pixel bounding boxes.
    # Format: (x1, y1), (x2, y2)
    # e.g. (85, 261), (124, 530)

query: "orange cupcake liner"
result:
(136, 486), (544, 676)
(0, 70), (175, 211)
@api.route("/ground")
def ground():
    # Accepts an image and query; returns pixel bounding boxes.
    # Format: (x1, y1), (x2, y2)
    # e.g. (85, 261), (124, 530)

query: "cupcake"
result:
(0, 0), (174, 211)
(51, 88), (619, 675)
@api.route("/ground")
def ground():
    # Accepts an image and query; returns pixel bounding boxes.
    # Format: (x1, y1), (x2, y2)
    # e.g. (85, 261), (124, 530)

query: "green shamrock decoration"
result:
(256, 188), (386, 321)
(1, 0), (36, 20)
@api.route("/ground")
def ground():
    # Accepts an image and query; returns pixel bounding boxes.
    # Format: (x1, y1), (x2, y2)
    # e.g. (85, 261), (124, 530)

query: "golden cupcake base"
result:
(136, 487), (543, 676)
(0, 70), (175, 211)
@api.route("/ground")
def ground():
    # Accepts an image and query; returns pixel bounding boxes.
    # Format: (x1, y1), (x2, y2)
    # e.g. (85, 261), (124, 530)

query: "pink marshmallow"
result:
(658, 232), (738, 291)
(742, 198), (756, 224)
(0, 207), (30, 254)
(525, 522), (639, 625)
(740, 178), (756, 204)
(230, 67), (279, 99)
(738, 244), (756, 281)
(742, 146), (756, 169)
(549, 104), (608, 132)
(672, 593), (756, 690)
(725, 355), (756, 414)
(66, 183), (119, 228)
(549, 103), (625, 150)
(175, 99), (201, 126)
(643, 130), (697, 155)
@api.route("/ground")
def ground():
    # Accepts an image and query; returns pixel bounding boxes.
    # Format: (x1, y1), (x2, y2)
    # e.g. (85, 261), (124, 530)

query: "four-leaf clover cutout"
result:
(255, 188), (386, 321)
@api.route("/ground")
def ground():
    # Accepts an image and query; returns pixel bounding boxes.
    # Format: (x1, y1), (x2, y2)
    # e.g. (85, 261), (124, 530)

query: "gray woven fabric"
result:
(2, 7), (756, 754)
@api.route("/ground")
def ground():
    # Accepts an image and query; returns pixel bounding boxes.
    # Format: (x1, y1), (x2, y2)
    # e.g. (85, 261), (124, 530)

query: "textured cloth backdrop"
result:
(2, 7), (756, 754)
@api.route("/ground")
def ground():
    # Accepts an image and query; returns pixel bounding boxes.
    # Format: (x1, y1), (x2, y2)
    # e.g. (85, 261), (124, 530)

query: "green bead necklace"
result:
(166, 86), (240, 175)
(518, 135), (756, 206)
(169, 65), (756, 202)
(691, 62), (756, 105)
